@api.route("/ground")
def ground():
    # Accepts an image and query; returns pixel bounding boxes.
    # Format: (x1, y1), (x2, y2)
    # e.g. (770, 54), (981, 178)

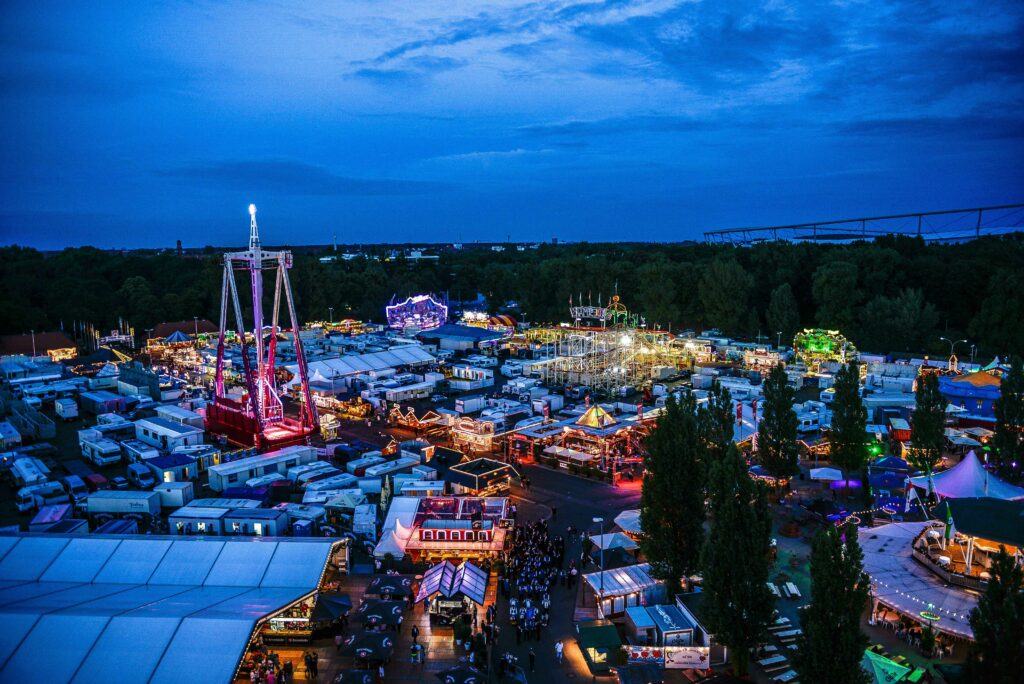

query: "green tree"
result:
(860, 289), (938, 352)
(812, 261), (861, 333)
(766, 282), (800, 345)
(992, 356), (1024, 476)
(970, 269), (1024, 356)
(830, 361), (867, 493)
(757, 364), (799, 478)
(967, 548), (1024, 683)
(640, 394), (705, 592)
(700, 443), (775, 676)
(699, 256), (754, 336)
(909, 372), (946, 497)
(698, 382), (735, 462)
(794, 524), (870, 684)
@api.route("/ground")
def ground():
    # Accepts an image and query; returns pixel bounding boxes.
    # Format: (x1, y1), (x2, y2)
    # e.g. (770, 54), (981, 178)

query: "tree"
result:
(757, 364), (799, 478)
(970, 269), (1024, 356)
(812, 261), (861, 333)
(640, 394), (705, 592)
(699, 256), (754, 337)
(830, 361), (867, 493)
(794, 524), (870, 684)
(700, 443), (775, 676)
(909, 372), (946, 497)
(698, 381), (735, 462)
(967, 548), (1024, 683)
(992, 356), (1024, 476)
(859, 289), (938, 352)
(766, 283), (800, 345)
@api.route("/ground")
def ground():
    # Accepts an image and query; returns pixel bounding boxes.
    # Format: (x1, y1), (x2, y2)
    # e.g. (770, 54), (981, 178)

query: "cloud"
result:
(835, 115), (1024, 141)
(159, 159), (454, 196)
(519, 114), (711, 138)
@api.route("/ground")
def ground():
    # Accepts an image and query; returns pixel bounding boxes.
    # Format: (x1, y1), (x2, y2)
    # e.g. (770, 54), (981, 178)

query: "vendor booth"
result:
(614, 509), (643, 538)
(576, 619), (622, 674)
(415, 559), (489, 625)
(584, 562), (665, 618)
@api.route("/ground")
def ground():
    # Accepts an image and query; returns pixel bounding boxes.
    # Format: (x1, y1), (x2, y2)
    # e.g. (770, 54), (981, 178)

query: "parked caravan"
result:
(287, 461), (336, 484)
(345, 453), (386, 476)
(245, 473), (287, 488)
(54, 398), (79, 421)
(304, 472), (358, 492)
(81, 438), (122, 467)
(121, 439), (161, 463)
(11, 457), (50, 487)
(83, 490), (161, 518)
(206, 445), (317, 492)
(363, 455), (420, 479)
(152, 481), (195, 508)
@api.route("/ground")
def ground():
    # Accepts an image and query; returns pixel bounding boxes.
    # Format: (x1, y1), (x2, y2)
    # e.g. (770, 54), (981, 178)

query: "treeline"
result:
(1, 234), (1022, 356)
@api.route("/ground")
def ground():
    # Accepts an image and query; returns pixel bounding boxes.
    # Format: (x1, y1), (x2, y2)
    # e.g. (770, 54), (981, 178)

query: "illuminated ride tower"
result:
(205, 204), (319, 449)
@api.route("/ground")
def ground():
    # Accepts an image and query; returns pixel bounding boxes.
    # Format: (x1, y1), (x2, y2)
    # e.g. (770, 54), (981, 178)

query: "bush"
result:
(568, 463), (580, 475)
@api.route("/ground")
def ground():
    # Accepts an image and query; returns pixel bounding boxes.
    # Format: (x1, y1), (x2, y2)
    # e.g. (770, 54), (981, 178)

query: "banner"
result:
(664, 646), (711, 670)
(625, 646), (664, 664)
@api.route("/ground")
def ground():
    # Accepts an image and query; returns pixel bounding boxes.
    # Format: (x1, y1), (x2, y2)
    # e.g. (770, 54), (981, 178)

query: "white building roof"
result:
(286, 346), (435, 383)
(0, 534), (338, 683)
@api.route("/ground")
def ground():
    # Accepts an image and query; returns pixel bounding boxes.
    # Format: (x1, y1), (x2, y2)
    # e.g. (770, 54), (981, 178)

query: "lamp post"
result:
(193, 316), (199, 338)
(30, 329), (36, 359)
(593, 516), (605, 613)
(939, 337), (968, 372)
(776, 331), (782, 350)
(328, 307), (334, 324)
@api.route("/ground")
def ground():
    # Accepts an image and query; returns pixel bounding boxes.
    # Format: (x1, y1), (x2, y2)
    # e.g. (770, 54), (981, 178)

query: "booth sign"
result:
(625, 646), (664, 664)
(665, 646), (710, 670)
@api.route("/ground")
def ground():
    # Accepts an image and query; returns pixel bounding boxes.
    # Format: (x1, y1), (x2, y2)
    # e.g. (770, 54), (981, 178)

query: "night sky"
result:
(1, 1), (1022, 249)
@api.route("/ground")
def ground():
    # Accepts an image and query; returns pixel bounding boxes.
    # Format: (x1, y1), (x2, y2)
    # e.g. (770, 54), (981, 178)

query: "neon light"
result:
(385, 294), (448, 331)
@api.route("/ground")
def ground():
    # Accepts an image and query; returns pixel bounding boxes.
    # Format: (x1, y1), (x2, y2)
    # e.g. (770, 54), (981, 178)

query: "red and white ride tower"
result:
(205, 204), (318, 449)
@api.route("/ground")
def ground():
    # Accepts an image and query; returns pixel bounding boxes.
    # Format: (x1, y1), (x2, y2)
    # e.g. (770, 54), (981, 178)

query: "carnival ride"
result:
(793, 328), (857, 370)
(385, 294), (448, 332)
(530, 294), (693, 393)
(206, 205), (319, 449)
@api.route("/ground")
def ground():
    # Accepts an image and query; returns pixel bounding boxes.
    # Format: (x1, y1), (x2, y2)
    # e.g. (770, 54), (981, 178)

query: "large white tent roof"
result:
(908, 451), (1024, 501)
(0, 534), (339, 684)
(286, 346), (435, 383)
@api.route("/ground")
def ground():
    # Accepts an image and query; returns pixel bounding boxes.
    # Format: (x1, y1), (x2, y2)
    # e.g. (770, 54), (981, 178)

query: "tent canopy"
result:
(933, 497), (1024, 548)
(614, 509), (642, 535)
(589, 532), (639, 552)
(414, 560), (488, 605)
(810, 467), (843, 481)
(908, 451), (1024, 501)
(862, 649), (911, 683)
(351, 599), (405, 626)
(366, 574), (414, 598)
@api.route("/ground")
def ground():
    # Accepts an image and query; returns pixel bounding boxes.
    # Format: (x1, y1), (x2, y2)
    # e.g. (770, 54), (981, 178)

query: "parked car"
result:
(109, 476), (130, 490)
(127, 463), (157, 490)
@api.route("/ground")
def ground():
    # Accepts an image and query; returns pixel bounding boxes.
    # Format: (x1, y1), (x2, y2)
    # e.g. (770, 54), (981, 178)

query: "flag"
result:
(944, 503), (955, 544)
(736, 403), (743, 422)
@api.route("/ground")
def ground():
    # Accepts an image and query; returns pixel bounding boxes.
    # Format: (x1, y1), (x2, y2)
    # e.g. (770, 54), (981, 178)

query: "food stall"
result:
(415, 560), (488, 625)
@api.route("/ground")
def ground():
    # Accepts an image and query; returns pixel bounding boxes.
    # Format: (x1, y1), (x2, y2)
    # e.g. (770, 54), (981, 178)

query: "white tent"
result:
(588, 532), (640, 552)
(908, 450), (1024, 501)
(614, 509), (642, 536)
(810, 467), (843, 481)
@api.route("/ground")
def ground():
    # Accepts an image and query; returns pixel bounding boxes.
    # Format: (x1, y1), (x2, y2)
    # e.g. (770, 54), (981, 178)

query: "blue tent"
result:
(164, 330), (193, 344)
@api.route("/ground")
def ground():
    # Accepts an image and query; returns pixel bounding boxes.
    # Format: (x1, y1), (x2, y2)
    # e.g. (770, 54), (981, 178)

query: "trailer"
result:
(455, 395), (488, 414)
(152, 481), (195, 509)
(54, 398), (79, 422)
(286, 460), (336, 484)
(11, 457), (50, 487)
(206, 444), (317, 493)
(345, 453), (387, 476)
(121, 439), (161, 463)
(79, 390), (126, 415)
(15, 482), (68, 512)
(83, 490), (161, 518)
(363, 455), (420, 479)
(81, 438), (122, 467)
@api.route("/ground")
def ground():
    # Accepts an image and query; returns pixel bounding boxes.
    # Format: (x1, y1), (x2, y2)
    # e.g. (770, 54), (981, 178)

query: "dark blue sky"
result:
(1, 1), (1022, 249)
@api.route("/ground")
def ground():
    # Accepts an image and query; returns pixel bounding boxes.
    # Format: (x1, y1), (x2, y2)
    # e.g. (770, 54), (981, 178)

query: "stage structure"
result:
(792, 329), (857, 371)
(533, 294), (693, 393)
(386, 294), (448, 332)
(206, 205), (319, 449)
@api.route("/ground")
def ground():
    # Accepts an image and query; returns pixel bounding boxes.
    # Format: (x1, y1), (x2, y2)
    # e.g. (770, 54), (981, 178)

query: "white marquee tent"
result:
(907, 451), (1024, 501)
(0, 534), (341, 684)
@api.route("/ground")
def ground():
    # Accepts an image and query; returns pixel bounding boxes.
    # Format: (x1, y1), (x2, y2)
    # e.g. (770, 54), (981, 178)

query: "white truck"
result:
(54, 398), (79, 422)
(82, 490), (161, 518)
(82, 438), (123, 467)
(16, 482), (70, 512)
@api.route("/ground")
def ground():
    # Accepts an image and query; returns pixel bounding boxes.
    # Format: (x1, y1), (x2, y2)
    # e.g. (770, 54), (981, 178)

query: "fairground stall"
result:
(415, 560), (489, 625)
(509, 404), (651, 480)
(583, 563), (666, 618)
(374, 496), (511, 563)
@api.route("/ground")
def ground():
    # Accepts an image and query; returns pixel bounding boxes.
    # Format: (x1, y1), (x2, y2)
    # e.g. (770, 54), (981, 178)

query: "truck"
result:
(61, 475), (89, 503)
(455, 395), (488, 414)
(127, 463), (158, 489)
(16, 482), (70, 512)
(82, 490), (161, 519)
(81, 438), (122, 467)
(54, 398), (79, 422)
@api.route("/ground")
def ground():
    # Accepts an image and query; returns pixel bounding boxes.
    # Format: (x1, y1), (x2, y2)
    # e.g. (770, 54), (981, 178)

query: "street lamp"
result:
(776, 331), (783, 350)
(30, 329), (36, 359)
(593, 516), (605, 613)
(328, 307), (334, 324)
(939, 337), (968, 372)
(193, 316), (199, 338)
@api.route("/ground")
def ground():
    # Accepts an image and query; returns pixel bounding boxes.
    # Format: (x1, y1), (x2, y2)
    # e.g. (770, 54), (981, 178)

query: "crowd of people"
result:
(498, 518), (570, 644)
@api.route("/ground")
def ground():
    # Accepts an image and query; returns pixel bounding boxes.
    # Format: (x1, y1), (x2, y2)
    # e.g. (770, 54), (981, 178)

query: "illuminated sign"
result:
(665, 646), (711, 669)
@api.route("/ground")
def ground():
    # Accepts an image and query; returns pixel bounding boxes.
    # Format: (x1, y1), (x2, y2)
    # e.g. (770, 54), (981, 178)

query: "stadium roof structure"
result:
(0, 534), (341, 684)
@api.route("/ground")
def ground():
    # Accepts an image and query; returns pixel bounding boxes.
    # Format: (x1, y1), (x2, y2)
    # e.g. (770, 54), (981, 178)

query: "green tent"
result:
(861, 649), (911, 683)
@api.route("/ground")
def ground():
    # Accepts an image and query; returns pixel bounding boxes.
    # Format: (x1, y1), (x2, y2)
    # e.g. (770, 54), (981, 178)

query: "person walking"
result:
(555, 640), (564, 663)
(334, 633), (343, 652)
(411, 624), (419, 645)
(529, 648), (536, 672)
